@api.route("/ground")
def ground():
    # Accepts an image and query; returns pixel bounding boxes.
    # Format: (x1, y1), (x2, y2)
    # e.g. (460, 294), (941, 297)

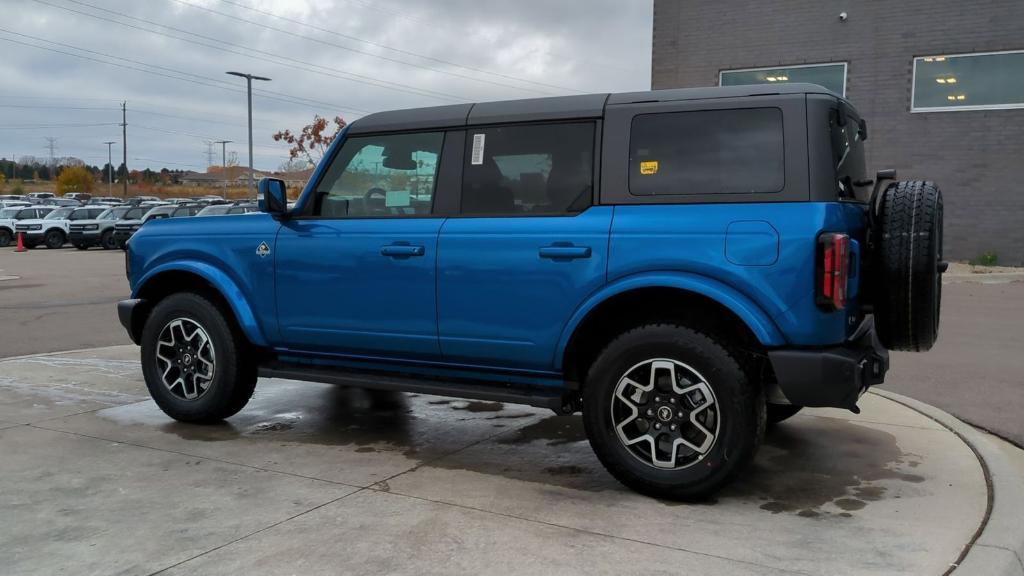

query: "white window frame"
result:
(718, 62), (848, 96)
(911, 49), (1024, 113)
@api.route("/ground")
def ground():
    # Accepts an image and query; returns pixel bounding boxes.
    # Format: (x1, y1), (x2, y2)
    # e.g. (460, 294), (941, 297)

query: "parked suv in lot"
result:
(69, 205), (146, 250)
(118, 85), (944, 499)
(16, 206), (108, 249)
(0, 205), (54, 247)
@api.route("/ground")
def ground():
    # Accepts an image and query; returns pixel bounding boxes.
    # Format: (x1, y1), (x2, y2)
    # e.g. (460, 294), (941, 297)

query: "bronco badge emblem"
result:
(256, 241), (270, 258)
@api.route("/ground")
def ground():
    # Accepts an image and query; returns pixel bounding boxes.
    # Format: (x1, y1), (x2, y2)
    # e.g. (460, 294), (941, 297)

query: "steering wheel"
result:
(364, 187), (386, 201)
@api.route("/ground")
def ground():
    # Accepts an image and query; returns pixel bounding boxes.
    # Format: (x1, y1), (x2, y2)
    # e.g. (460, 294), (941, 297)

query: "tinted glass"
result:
(913, 52), (1024, 110)
(829, 109), (868, 200)
(124, 207), (146, 219)
(314, 131), (443, 217)
(1, 209), (18, 218)
(45, 207), (75, 220)
(721, 63), (846, 95)
(629, 108), (785, 196)
(461, 122), (594, 215)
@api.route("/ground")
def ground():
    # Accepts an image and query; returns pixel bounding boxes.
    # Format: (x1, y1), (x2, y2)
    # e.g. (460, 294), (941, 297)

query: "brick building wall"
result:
(652, 0), (1024, 264)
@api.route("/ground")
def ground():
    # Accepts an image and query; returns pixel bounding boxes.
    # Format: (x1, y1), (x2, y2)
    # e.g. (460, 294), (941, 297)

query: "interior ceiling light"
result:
(765, 76), (777, 81)
(957, 94), (966, 100)
(947, 77), (957, 83)
(936, 78), (947, 84)
(935, 57), (947, 61)
(924, 57), (934, 62)
(947, 95), (956, 101)
(778, 75), (789, 80)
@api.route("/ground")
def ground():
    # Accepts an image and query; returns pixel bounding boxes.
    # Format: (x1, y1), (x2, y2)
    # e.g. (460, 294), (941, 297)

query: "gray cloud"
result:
(0, 0), (652, 171)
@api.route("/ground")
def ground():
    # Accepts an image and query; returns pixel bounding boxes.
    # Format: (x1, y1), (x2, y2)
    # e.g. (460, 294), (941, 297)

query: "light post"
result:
(226, 71), (271, 191)
(103, 141), (115, 196)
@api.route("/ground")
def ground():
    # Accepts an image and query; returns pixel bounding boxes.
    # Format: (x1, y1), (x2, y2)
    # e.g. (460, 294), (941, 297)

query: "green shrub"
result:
(972, 251), (998, 266)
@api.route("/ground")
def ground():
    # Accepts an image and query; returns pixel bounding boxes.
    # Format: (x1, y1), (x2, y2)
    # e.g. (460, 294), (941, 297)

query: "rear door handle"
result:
(380, 244), (425, 257)
(539, 244), (592, 260)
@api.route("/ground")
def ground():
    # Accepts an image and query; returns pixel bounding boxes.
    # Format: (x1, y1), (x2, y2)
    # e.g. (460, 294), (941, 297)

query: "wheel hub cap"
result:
(610, 358), (720, 470)
(154, 318), (215, 401)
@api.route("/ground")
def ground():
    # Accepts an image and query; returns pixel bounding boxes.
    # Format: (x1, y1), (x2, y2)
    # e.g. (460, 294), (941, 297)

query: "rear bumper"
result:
(117, 299), (146, 344)
(767, 318), (889, 411)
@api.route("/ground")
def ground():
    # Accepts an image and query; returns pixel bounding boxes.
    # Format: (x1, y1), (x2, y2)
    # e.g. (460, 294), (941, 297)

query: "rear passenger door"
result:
(437, 121), (611, 371)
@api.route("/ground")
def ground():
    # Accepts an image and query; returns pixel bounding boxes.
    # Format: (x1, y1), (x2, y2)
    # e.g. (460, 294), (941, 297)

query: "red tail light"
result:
(816, 232), (849, 311)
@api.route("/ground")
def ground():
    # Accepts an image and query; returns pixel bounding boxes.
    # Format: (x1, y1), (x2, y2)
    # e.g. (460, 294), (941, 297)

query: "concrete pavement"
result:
(2, 346), (1017, 575)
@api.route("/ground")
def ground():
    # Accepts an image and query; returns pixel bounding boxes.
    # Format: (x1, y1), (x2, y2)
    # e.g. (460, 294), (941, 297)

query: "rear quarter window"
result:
(628, 108), (785, 196)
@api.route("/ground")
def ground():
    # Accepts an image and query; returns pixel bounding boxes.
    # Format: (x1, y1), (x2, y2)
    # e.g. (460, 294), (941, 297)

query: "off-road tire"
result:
(44, 229), (65, 249)
(0, 229), (11, 247)
(582, 324), (765, 501)
(766, 404), (802, 425)
(140, 292), (257, 423)
(872, 181), (944, 351)
(100, 229), (116, 250)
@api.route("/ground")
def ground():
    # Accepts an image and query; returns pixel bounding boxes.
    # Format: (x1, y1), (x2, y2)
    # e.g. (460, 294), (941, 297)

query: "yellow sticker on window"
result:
(640, 160), (659, 175)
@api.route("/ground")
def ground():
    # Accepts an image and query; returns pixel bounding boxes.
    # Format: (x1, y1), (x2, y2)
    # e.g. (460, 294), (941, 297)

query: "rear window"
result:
(830, 108), (868, 200)
(629, 108), (785, 196)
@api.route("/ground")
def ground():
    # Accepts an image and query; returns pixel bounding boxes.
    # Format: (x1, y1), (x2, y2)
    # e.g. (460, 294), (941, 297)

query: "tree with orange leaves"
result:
(272, 115), (346, 168)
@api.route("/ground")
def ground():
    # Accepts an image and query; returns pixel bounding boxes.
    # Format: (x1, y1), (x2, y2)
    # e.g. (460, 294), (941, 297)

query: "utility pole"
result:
(214, 140), (233, 188)
(44, 137), (58, 177)
(226, 71), (271, 191)
(121, 101), (128, 198)
(103, 141), (116, 196)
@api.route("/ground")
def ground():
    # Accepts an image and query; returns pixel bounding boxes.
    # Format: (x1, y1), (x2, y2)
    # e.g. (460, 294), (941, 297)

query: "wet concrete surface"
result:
(0, 346), (990, 575)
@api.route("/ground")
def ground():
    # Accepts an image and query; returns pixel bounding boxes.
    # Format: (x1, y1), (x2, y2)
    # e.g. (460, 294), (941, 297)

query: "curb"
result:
(873, 389), (1024, 576)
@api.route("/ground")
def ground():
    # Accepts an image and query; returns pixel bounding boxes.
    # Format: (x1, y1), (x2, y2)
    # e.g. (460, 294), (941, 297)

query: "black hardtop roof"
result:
(348, 83), (841, 134)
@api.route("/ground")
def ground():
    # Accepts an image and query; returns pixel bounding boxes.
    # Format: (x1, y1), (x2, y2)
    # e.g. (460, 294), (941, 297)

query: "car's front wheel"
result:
(140, 292), (257, 423)
(100, 230), (117, 250)
(583, 324), (764, 501)
(0, 229), (11, 247)
(44, 229), (65, 249)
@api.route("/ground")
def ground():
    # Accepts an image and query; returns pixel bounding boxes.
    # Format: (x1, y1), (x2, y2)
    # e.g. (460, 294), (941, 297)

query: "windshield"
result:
(1, 208), (18, 218)
(44, 207), (75, 220)
(102, 207), (130, 220)
(69, 209), (96, 220)
(122, 207), (147, 220)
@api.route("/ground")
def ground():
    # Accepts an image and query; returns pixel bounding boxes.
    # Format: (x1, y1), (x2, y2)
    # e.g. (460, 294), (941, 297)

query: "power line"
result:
(211, 0), (581, 93)
(166, 0), (568, 95)
(0, 122), (120, 129)
(34, 0), (457, 104)
(0, 29), (349, 112)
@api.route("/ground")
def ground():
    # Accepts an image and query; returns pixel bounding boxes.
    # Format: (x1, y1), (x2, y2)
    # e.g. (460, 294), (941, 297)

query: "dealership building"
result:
(651, 0), (1024, 264)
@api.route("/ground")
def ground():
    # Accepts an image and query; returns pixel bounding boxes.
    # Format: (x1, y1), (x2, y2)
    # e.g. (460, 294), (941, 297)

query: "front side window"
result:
(461, 122), (594, 215)
(629, 108), (785, 196)
(912, 51), (1024, 111)
(313, 131), (443, 218)
(720, 63), (847, 95)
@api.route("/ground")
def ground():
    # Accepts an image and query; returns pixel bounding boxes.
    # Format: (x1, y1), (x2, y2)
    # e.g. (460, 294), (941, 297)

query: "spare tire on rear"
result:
(871, 181), (944, 351)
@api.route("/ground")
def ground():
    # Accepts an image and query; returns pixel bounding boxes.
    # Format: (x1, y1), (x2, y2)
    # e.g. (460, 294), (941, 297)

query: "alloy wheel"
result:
(154, 318), (216, 401)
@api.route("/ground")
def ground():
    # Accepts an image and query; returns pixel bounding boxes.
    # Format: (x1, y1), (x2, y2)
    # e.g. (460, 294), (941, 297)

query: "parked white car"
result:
(0, 205), (55, 247)
(14, 205), (107, 249)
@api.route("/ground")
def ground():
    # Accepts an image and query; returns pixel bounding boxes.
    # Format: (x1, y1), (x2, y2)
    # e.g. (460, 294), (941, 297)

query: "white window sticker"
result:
(385, 190), (410, 207)
(470, 133), (486, 165)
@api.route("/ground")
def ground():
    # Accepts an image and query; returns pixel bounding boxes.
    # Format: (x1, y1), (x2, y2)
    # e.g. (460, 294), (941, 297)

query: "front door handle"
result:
(539, 244), (592, 260)
(381, 244), (425, 257)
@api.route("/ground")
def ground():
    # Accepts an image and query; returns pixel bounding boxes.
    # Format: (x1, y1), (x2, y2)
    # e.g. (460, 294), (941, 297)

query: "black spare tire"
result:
(872, 181), (944, 351)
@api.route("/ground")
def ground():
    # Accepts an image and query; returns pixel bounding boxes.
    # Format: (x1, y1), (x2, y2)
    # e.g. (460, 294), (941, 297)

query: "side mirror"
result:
(258, 178), (287, 215)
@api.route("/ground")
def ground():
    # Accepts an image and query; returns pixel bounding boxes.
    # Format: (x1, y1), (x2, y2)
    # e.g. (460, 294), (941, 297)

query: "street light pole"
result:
(226, 71), (270, 191)
(103, 141), (115, 196)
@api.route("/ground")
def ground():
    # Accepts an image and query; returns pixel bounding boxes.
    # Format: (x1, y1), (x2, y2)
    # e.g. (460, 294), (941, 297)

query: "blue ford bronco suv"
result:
(118, 84), (944, 500)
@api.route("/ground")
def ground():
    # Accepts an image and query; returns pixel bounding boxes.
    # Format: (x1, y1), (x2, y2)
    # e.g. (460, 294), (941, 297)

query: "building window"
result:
(912, 50), (1024, 112)
(629, 108), (785, 196)
(719, 63), (847, 96)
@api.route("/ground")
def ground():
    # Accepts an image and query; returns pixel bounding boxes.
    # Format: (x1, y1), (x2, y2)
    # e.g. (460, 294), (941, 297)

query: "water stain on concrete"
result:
(451, 401), (504, 413)
(497, 415), (588, 447)
(725, 417), (926, 518)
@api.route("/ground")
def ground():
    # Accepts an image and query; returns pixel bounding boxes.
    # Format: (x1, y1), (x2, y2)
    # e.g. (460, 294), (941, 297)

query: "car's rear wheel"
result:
(140, 292), (257, 423)
(872, 181), (944, 351)
(100, 230), (116, 250)
(766, 403), (802, 425)
(0, 229), (11, 247)
(583, 324), (764, 501)
(44, 229), (64, 249)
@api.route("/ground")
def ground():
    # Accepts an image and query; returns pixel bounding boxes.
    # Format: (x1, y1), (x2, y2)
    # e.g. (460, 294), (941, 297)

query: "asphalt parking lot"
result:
(1, 248), (1023, 575)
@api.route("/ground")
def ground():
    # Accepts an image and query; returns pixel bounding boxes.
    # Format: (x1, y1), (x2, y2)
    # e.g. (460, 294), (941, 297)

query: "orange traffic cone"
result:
(14, 232), (26, 253)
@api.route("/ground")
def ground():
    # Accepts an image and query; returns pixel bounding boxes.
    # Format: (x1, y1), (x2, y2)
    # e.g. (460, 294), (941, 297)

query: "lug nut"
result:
(646, 409), (654, 416)
(670, 424), (677, 431)
(677, 411), (684, 418)
(669, 398), (675, 404)
(654, 423), (661, 430)
(654, 396), (660, 402)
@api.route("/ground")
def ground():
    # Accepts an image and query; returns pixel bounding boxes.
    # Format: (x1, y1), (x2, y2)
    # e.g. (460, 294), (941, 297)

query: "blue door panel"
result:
(275, 218), (444, 358)
(437, 206), (612, 370)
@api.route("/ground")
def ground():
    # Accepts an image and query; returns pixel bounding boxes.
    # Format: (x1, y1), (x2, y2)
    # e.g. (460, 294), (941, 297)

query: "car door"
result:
(437, 121), (611, 371)
(274, 130), (449, 360)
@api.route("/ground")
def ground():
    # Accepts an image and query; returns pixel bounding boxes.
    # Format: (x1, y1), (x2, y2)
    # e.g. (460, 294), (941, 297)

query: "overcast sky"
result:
(0, 0), (652, 172)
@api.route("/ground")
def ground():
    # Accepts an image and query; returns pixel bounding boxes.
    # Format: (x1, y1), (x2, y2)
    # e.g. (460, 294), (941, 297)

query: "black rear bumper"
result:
(767, 318), (889, 411)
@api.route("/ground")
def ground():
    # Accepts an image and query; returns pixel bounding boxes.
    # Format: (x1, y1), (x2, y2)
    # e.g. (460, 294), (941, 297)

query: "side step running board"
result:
(258, 363), (568, 411)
